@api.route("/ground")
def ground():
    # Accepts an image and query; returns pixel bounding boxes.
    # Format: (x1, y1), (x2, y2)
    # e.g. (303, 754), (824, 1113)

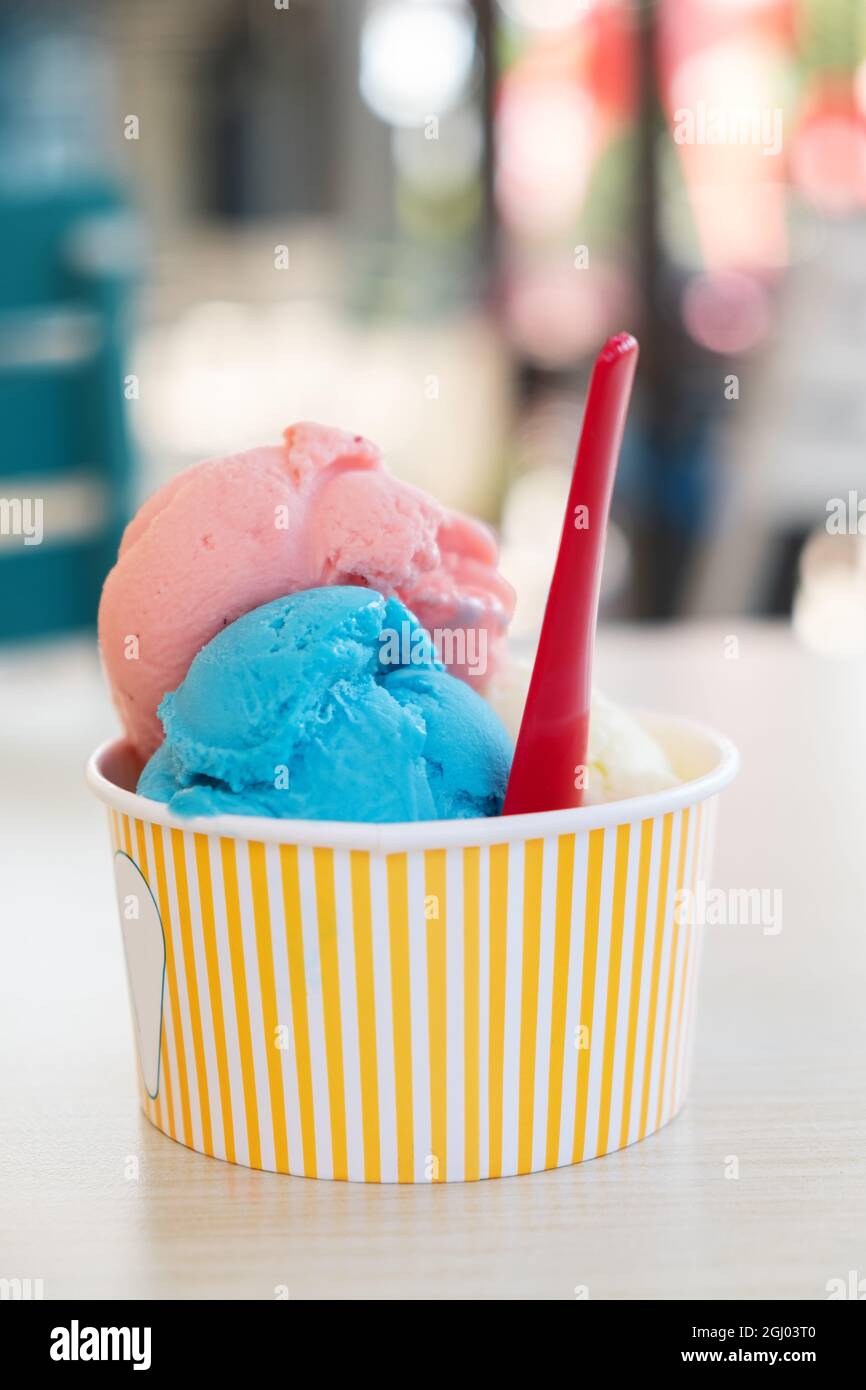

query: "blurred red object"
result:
(584, 1), (637, 124)
(791, 80), (866, 214)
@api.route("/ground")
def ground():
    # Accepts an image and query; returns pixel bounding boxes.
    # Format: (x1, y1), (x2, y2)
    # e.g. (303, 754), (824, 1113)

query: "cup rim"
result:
(86, 710), (739, 852)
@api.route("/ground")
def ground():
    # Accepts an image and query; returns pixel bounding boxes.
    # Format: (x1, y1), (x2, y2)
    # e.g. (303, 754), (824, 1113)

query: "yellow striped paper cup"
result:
(86, 713), (737, 1182)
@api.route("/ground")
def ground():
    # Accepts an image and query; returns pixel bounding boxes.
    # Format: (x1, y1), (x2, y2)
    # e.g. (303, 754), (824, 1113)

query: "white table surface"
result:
(1, 622), (864, 1301)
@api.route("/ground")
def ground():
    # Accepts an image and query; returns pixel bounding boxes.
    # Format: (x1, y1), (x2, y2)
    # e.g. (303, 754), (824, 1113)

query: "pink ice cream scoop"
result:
(98, 422), (516, 760)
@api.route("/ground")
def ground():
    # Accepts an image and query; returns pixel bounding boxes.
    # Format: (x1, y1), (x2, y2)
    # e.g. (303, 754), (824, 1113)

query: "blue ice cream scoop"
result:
(137, 586), (513, 822)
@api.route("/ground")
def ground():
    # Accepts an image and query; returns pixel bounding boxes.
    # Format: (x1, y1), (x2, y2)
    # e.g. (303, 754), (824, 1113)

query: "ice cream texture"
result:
(100, 423), (516, 760)
(486, 659), (678, 806)
(137, 587), (513, 823)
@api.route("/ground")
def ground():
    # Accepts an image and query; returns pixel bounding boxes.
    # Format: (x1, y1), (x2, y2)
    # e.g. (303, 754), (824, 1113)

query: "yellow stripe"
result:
(194, 834), (236, 1164)
(312, 848), (348, 1182)
(247, 841), (290, 1173)
(638, 812), (674, 1140)
(386, 853), (414, 1183)
(655, 810), (692, 1129)
(517, 839), (544, 1175)
(544, 834), (576, 1170)
(463, 847), (481, 1182)
(151, 825), (193, 1147)
(596, 824), (631, 1156)
(121, 814), (133, 857)
(424, 849), (448, 1182)
(134, 819), (150, 880)
(171, 828), (214, 1156)
(488, 842), (509, 1179)
(349, 851), (380, 1183)
(572, 829), (605, 1163)
(280, 845), (319, 1179)
(618, 820), (654, 1149)
(110, 809), (121, 851)
(220, 840), (261, 1169)
(672, 803), (704, 1109)
(131, 819), (171, 1135)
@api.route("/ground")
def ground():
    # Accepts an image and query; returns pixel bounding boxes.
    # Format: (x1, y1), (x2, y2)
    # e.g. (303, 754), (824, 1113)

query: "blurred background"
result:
(2, 0), (866, 652)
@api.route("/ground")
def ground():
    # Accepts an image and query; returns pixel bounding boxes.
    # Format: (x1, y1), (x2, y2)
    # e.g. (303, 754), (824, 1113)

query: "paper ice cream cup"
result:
(86, 713), (738, 1183)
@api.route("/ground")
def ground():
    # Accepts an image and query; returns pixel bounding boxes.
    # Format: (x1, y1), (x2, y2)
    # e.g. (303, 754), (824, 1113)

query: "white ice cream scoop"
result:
(487, 657), (678, 806)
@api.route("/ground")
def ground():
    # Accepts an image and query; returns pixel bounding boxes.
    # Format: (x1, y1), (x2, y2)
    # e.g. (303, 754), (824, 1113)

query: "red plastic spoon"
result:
(502, 332), (639, 816)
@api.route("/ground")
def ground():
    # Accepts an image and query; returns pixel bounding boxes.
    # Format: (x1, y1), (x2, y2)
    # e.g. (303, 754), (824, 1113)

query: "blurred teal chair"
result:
(0, 14), (137, 642)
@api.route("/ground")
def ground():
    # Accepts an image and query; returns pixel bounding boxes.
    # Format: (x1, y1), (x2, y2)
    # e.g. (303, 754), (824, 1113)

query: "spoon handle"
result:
(503, 333), (639, 816)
